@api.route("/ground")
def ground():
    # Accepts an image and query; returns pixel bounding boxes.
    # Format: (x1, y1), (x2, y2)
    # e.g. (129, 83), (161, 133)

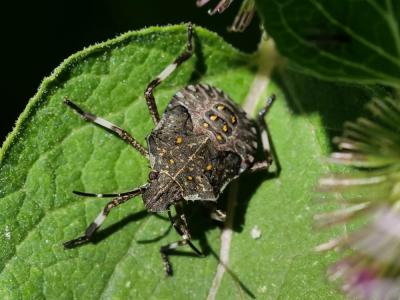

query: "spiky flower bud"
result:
(316, 96), (400, 299)
(196, 0), (256, 32)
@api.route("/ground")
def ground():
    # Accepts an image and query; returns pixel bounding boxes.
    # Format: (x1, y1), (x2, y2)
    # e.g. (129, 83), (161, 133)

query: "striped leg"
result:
(160, 240), (193, 276)
(72, 190), (142, 198)
(144, 23), (194, 124)
(250, 94), (281, 175)
(63, 187), (144, 248)
(160, 205), (203, 276)
(64, 99), (147, 157)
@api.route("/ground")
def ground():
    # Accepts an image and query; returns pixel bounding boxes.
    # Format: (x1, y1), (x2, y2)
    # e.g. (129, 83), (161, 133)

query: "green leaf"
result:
(0, 24), (371, 299)
(256, 0), (400, 88)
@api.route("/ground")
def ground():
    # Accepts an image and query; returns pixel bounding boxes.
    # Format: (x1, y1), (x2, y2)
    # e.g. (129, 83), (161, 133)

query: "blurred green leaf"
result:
(0, 24), (372, 299)
(256, 0), (400, 88)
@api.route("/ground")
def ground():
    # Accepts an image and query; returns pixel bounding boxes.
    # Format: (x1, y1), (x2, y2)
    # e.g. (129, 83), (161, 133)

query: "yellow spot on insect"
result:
(187, 176), (193, 181)
(206, 163), (212, 171)
(222, 124), (228, 132)
(176, 136), (183, 144)
(169, 159), (175, 164)
(210, 114), (218, 121)
(216, 134), (223, 141)
(231, 115), (237, 124)
(217, 105), (225, 111)
(203, 122), (209, 128)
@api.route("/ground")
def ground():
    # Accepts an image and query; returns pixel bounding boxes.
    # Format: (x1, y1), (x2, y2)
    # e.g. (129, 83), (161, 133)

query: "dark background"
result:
(1, 0), (261, 142)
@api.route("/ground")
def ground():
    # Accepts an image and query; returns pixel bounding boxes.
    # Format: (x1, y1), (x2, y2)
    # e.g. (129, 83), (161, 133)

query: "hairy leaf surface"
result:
(0, 25), (364, 299)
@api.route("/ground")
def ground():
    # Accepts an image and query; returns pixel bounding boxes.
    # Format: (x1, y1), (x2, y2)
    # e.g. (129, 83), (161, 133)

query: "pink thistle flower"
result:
(196, 0), (256, 32)
(316, 97), (400, 299)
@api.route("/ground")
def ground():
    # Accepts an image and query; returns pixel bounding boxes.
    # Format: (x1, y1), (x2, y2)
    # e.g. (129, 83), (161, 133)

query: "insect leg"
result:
(63, 99), (148, 157)
(72, 190), (142, 198)
(63, 188), (144, 248)
(160, 205), (203, 276)
(250, 94), (281, 175)
(144, 23), (194, 125)
(160, 240), (192, 276)
(203, 202), (226, 222)
(168, 206), (202, 255)
(210, 207), (226, 222)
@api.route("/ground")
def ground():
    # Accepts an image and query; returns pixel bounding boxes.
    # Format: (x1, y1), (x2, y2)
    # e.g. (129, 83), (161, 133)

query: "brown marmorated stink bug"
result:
(63, 23), (279, 275)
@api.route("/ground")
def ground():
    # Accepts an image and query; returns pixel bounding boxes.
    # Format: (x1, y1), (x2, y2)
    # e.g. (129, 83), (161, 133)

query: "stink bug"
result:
(63, 23), (279, 275)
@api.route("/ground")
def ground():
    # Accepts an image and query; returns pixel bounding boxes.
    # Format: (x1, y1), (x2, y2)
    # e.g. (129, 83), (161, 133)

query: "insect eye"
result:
(148, 171), (159, 181)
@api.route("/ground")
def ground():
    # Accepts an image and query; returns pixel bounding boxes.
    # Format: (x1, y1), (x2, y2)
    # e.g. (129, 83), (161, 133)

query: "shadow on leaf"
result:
(274, 69), (386, 149)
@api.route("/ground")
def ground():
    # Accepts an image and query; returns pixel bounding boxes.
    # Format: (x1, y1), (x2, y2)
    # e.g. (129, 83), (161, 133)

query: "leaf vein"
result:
(310, 0), (400, 66)
(277, 3), (400, 83)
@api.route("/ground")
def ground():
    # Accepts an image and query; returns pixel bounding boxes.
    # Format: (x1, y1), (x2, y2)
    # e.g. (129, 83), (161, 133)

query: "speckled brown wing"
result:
(167, 83), (258, 173)
(147, 102), (242, 202)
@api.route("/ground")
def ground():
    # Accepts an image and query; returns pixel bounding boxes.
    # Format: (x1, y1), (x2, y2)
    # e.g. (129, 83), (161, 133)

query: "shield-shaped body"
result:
(144, 83), (259, 211)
